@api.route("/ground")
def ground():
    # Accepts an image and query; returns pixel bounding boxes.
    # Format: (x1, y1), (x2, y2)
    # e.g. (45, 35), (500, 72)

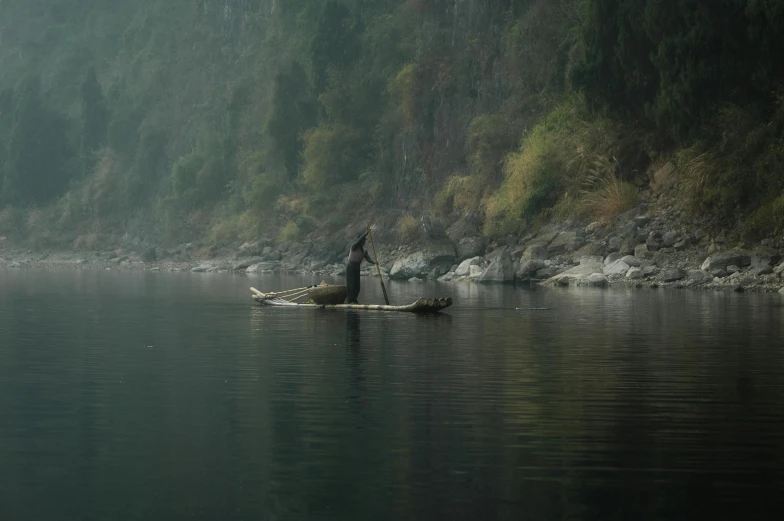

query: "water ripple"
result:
(1, 269), (783, 520)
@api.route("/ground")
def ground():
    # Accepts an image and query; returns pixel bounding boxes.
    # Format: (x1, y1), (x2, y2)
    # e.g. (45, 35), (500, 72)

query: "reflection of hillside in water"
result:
(3, 268), (781, 519)
(249, 279), (784, 519)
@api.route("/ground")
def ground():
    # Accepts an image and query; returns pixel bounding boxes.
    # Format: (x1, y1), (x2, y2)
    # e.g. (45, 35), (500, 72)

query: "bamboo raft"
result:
(250, 284), (453, 313)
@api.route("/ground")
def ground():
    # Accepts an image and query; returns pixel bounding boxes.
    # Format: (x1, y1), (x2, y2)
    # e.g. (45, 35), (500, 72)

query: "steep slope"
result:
(0, 0), (783, 256)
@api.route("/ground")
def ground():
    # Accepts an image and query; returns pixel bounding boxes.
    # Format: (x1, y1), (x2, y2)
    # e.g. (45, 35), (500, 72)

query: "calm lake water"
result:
(1, 267), (783, 520)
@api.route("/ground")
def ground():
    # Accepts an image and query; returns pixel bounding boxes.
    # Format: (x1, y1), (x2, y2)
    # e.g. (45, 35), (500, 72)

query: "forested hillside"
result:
(1, 0), (783, 250)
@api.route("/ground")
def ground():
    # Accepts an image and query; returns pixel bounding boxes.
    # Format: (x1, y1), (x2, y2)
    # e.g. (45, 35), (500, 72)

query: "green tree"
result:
(79, 66), (110, 172)
(573, 0), (784, 141)
(2, 77), (75, 205)
(0, 88), (13, 201)
(266, 62), (317, 179)
(310, 1), (362, 93)
(571, 0), (656, 122)
(171, 136), (236, 209)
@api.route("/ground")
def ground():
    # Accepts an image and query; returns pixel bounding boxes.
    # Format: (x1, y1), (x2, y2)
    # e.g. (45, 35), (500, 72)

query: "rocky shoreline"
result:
(381, 205), (784, 294)
(2, 204), (784, 296)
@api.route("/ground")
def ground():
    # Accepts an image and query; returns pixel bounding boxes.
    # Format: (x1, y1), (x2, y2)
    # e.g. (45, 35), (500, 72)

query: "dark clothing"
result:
(346, 234), (375, 304)
(350, 231), (371, 254)
(348, 245), (374, 264)
(346, 260), (362, 304)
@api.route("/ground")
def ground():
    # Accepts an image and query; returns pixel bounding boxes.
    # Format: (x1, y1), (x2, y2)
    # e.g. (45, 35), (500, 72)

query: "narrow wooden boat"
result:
(250, 287), (453, 313)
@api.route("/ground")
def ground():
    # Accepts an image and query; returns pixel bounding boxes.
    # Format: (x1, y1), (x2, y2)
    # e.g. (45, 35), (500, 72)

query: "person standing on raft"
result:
(346, 230), (376, 304)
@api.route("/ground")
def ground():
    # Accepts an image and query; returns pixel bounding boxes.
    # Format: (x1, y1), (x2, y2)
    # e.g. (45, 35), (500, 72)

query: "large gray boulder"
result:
(390, 252), (429, 279)
(619, 238), (636, 256)
(445, 212), (482, 242)
(586, 273), (608, 286)
(604, 252), (622, 266)
(245, 262), (280, 273)
(701, 249), (752, 272)
(619, 220), (639, 239)
(232, 257), (265, 270)
(643, 265), (659, 276)
(615, 206), (645, 226)
(660, 268), (686, 282)
(662, 230), (679, 248)
(749, 266), (773, 277)
(547, 232), (578, 255)
(455, 256), (482, 277)
(573, 242), (606, 258)
(479, 250), (514, 284)
(521, 244), (548, 261)
(626, 268), (644, 279)
(286, 242), (313, 268)
(526, 231), (559, 248)
(265, 250), (283, 262)
(646, 232), (663, 251)
(580, 255), (604, 265)
(456, 236), (485, 261)
(604, 259), (630, 277)
(389, 243), (456, 280)
(536, 266), (562, 279)
(542, 260), (603, 286)
(635, 244), (654, 259)
(515, 259), (547, 281)
(751, 246), (781, 268)
(687, 269), (712, 283)
(238, 239), (266, 257)
(620, 255), (641, 267)
(634, 214), (651, 227)
(468, 265), (484, 278)
(636, 228), (649, 244)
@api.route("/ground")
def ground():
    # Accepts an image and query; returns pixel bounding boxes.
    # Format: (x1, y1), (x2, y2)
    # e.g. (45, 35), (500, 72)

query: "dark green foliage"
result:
(2, 0), (783, 245)
(171, 136), (236, 209)
(141, 246), (157, 262)
(238, 152), (283, 214)
(1, 77), (75, 205)
(302, 123), (371, 188)
(79, 66), (110, 172)
(0, 89), (13, 199)
(573, 0), (784, 141)
(679, 97), (784, 231)
(266, 63), (317, 179)
(122, 126), (168, 204)
(107, 106), (143, 157)
(310, 1), (362, 93)
(746, 0), (784, 86)
(0, 0), (572, 230)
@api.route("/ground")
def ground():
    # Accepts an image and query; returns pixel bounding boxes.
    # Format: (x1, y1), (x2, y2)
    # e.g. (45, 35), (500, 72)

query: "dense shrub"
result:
(483, 95), (644, 235)
(301, 124), (369, 189)
(677, 96), (784, 234)
(171, 136), (235, 209)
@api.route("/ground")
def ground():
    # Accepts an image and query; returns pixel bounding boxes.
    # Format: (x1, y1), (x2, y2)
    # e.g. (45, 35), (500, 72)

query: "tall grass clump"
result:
(435, 175), (492, 216)
(436, 96), (536, 217)
(676, 96), (784, 236)
(0, 206), (23, 238)
(278, 220), (301, 243)
(397, 213), (421, 241)
(743, 193), (784, 240)
(483, 95), (642, 235)
(579, 171), (639, 223)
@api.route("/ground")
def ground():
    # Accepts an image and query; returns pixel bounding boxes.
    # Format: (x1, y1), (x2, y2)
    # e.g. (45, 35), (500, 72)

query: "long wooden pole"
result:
(367, 224), (390, 305)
